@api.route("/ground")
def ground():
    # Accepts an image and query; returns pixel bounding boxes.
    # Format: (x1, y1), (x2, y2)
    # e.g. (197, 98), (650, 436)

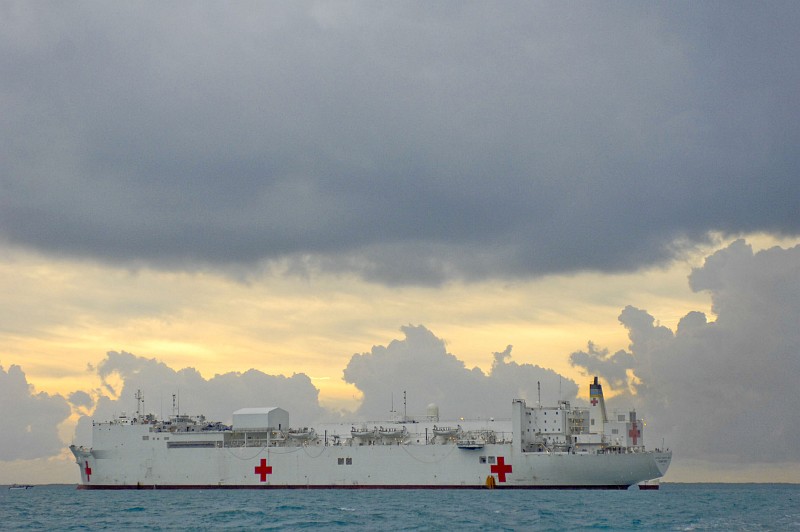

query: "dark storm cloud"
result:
(572, 240), (800, 463)
(2, 2), (799, 283)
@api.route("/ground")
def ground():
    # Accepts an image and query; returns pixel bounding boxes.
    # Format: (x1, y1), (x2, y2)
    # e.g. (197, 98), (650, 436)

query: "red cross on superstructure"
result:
(629, 422), (640, 445)
(254, 458), (273, 482)
(591, 397), (598, 406)
(84, 461), (92, 482)
(490, 456), (512, 483)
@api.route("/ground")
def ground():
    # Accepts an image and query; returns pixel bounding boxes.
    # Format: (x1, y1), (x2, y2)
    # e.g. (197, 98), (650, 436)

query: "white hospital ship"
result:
(70, 377), (670, 489)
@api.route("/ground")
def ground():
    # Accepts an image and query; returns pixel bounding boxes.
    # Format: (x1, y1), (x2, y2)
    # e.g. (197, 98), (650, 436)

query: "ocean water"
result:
(1, 484), (798, 530)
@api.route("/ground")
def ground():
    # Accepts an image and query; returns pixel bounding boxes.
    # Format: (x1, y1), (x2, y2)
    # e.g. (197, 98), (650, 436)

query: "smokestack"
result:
(589, 376), (608, 432)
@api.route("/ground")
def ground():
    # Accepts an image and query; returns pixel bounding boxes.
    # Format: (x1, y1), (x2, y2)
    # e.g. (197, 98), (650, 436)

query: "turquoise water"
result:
(2, 484), (799, 530)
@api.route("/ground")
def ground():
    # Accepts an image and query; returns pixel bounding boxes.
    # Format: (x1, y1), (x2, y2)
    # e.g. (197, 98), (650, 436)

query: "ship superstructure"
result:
(70, 377), (670, 489)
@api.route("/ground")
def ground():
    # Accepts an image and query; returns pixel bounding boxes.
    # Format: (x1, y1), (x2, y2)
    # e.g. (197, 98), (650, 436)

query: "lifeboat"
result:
(351, 426), (377, 439)
(287, 428), (316, 441)
(378, 426), (407, 438)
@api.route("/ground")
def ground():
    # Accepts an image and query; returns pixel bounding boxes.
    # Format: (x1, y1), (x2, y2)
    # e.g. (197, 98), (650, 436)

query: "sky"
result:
(1, 1), (799, 484)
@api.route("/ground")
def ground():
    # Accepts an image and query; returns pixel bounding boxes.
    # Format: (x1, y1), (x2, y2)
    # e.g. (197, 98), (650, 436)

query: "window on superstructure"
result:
(338, 458), (344, 465)
(479, 456), (487, 464)
(346, 457), (352, 465)
(488, 456), (496, 464)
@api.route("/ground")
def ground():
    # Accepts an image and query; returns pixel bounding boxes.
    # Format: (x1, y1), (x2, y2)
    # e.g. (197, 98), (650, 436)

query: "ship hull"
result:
(71, 438), (670, 490)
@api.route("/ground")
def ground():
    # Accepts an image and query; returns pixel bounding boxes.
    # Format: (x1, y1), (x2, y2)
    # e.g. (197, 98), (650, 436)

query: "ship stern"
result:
(653, 450), (672, 477)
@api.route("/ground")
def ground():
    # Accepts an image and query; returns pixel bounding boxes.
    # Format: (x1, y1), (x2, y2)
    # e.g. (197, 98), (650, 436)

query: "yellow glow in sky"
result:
(0, 240), (723, 408)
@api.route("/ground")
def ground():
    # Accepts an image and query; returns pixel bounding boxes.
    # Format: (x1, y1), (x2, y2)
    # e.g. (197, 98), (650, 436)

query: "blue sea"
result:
(2, 484), (798, 530)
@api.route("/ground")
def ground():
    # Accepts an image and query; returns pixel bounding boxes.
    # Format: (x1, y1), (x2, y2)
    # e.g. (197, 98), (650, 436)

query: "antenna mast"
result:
(135, 389), (144, 418)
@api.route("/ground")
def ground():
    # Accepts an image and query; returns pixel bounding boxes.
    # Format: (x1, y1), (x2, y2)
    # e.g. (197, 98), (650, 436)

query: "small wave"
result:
(275, 504), (306, 511)
(206, 508), (269, 519)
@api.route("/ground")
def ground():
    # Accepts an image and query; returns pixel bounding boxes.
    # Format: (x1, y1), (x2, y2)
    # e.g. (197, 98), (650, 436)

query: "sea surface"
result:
(1, 484), (798, 530)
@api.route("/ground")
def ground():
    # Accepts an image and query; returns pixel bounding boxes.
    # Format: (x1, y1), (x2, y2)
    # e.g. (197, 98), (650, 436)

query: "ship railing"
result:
(597, 445), (648, 454)
(456, 438), (485, 449)
(223, 438), (277, 448)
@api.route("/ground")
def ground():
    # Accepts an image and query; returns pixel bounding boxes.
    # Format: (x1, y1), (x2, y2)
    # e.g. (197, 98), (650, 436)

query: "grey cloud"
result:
(343, 325), (578, 420)
(569, 342), (635, 389)
(0, 364), (71, 460)
(1, 2), (799, 284)
(67, 390), (94, 409)
(572, 240), (800, 463)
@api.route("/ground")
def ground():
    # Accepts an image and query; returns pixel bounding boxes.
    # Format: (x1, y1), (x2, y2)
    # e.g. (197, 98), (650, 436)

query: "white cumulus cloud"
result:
(572, 240), (800, 464)
(343, 325), (578, 421)
(0, 364), (71, 460)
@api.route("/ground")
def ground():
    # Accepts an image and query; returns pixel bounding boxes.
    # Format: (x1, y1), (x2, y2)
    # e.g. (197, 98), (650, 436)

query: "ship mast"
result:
(135, 389), (144, 420)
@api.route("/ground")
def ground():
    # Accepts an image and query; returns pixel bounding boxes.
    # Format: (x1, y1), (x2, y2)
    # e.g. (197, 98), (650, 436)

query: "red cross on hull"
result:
(629, 422), (640, 445)
(84, 461), (92, 482)
(490, 456), (512, 483)
(254, 458), (273, 482)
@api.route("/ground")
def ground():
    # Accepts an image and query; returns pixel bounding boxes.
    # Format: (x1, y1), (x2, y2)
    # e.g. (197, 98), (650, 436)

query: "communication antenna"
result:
(403, 390), (407, 422)
(537, 381), (541, 406)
